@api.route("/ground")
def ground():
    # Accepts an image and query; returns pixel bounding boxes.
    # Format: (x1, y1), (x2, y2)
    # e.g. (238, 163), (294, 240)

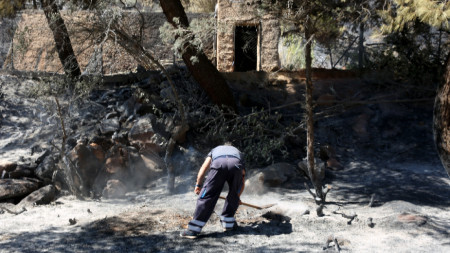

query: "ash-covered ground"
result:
(0, 71), (449, 253)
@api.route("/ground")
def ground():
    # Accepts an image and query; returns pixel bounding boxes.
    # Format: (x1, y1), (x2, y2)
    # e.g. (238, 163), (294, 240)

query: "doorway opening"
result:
(234, 25), (258, 72)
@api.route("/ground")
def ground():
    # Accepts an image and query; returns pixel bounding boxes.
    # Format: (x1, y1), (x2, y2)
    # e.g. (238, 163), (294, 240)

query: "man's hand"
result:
(194, 186), (202, 195)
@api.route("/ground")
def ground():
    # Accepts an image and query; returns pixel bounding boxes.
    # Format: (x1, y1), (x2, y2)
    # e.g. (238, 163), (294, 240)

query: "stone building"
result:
(3, 1), (281, 74)
(215, 0), (280, 72)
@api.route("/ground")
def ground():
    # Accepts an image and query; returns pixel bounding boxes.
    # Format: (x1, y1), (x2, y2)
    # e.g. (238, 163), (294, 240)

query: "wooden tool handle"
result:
(219, 196), (263, 210)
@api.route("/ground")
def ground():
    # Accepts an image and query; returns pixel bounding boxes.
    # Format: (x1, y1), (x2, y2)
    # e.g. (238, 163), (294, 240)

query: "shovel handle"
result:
(219, 196), (263, 210)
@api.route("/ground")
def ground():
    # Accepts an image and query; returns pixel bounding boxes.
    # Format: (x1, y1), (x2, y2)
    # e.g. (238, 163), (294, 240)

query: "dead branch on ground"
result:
(0, 206), (27, 215)
(332, 208), (357, 225)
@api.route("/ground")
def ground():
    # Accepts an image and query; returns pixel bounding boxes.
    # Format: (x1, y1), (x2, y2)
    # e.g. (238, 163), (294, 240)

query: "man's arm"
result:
(194, 157), (212, 194)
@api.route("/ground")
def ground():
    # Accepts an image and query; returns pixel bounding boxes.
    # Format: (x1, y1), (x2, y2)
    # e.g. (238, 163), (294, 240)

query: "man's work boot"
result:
(180, 229), (200, 239)
(223, 221), (238, 232)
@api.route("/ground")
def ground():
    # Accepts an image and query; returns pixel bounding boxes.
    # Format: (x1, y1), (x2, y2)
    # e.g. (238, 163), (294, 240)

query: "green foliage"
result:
(0, 0), (27, 18)
(379, 0), (450, 33)
(197, 106), (291, 167)
(159, 16), (215, 62)
(279, 34), (305, 70)
(366, 24), (447, 85)
(372, 0), (449, 85)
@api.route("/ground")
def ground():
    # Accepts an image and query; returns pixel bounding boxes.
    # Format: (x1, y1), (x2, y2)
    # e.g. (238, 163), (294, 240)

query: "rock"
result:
(104, 144), (129, 174)
(261, 163), (297, 187)
(89, 143), (105, 162)
(129, 115), (155, 143)
(397, 213), (428, 226)
(245, 163), (298, 194)
(34, 149), (51, 165)
(102, 179), (127, 199)
(105, 111), (119, 119)
(171, 146), (203, 174)
(0, 161), (17, 178)
(18, 185), (56, 207)
(128, 115), (168, 153)
(7, 166), (34, 179)
(244, 172), (266, 194)
(99, 118), (120, 135)
(69, 218), (77, 225)
(0, 179), (39, 201)
(68, 142), (104, 196)
(35, 155), (58, 181)
(118, 96), (139, 119)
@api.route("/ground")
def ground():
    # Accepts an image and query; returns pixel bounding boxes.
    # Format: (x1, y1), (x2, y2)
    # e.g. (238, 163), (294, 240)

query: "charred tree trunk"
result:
(42, 0), (81, 80)
(358, 22), (364, 71)
(160, 0), (237, 111)
(305, 16), (323, 202)
(433, 53), (450, 177)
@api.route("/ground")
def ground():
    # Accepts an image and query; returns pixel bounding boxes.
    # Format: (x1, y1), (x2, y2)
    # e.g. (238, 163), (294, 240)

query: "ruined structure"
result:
(3, 1), (282, 75)
(5, 10), (210, 75)
(216, 0), (280, 72)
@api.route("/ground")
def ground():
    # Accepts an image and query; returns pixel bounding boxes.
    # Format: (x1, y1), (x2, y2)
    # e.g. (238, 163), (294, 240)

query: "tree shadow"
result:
(327, 158), (450, 208)
(0, 214), (302, 253)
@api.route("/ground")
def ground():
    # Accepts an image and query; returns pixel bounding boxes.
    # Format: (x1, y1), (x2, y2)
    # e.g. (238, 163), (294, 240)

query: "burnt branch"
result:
(333, 208), (358, 225)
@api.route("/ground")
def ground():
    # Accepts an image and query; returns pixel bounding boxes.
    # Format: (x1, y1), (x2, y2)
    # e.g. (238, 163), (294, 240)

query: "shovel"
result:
(219, 196), (276, 210)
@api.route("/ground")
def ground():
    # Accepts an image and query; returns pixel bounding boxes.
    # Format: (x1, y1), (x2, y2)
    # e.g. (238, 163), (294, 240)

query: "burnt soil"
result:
(0, 70), (449, 253)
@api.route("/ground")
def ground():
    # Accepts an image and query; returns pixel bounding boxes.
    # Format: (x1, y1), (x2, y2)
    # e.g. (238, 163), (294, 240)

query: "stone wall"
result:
(7, 10), (211, 75)
(216, 0), (280, 72)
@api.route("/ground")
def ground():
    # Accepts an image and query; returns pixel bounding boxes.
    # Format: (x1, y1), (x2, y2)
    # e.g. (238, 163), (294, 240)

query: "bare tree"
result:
(41, 0), (81, 80)
(160, 0), (237, 111)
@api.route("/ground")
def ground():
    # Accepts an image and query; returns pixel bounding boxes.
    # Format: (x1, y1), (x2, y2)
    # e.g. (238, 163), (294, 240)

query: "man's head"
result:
(223, 141), (233, 146)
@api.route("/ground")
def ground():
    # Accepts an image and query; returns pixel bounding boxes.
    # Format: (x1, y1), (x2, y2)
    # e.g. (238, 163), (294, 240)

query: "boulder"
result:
(0, 161), (17, 178)
(260, 163), (297, 187)
(18, 185), (56, 207)
(128, 115), (168, 153)
(35, 155), (58, 181)
(245, 163), (298, 194)
(104, 144), (129, 174)
(136, 152), (165, 178)
(102, 179), (127, 199)
(0, 179), (39, 201)
(7, 166), (34, 179)
(129, 115), (155, 143)
(67, 142), (104, 195)
(89, 142), (106, 162)
(118, 96), (139, 119)
(99, 118), (120, 135)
